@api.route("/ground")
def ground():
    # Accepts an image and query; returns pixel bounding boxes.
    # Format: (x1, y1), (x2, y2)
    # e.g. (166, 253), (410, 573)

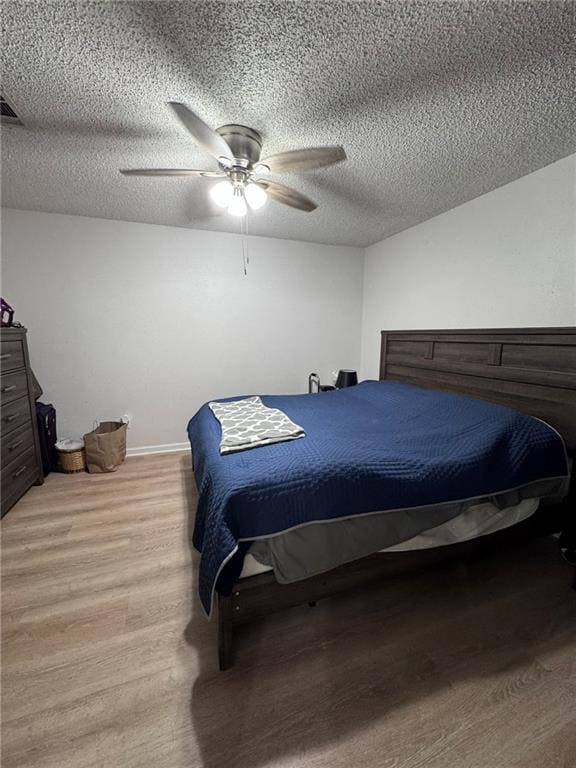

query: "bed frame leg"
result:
(218, 593), (234, 671)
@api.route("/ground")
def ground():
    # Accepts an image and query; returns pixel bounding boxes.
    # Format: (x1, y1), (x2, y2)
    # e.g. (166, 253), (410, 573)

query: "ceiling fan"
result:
(120, 102), (346, 217)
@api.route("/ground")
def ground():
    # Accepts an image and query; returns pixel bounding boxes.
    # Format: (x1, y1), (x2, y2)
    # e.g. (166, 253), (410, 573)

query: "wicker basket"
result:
(57, 445), (87, 473)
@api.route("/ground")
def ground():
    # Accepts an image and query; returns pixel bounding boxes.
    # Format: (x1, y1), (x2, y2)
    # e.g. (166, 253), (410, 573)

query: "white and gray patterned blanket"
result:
(208, 396), (305, 454)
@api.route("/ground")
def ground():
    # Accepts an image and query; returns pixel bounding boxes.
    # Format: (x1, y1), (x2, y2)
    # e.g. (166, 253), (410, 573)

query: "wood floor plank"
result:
(2, 451), (575, 768)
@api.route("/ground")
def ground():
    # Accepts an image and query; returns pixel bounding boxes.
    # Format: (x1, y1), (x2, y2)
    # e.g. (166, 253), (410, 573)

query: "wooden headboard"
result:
(380, 327), (576, 450)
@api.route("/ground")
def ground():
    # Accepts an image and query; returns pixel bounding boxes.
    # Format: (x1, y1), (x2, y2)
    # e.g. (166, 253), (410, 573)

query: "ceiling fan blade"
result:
(256, 146), (346, 174)
(256, 180), (317, 212)
(167, 102), (233, 161)
(120, 169), (224, 177)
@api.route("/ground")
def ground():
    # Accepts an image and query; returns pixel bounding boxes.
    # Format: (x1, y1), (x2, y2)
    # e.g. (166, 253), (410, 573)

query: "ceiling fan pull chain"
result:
(240, 215), (248, 276)
(245, 215), (250, 275)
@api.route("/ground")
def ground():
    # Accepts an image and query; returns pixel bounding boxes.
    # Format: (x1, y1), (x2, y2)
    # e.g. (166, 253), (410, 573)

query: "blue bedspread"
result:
(188, 381), (569, 615)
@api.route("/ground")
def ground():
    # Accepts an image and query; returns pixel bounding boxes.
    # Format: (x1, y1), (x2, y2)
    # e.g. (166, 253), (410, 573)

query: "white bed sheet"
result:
(239, 497), (540, 579)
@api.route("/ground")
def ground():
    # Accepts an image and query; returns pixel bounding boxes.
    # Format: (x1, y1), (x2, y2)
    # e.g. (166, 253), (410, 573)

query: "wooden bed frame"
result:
(217, 327), (576, 670)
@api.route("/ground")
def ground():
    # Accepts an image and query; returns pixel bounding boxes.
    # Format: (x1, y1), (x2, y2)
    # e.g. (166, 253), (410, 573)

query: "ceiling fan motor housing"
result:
(216, 124), (262, 167)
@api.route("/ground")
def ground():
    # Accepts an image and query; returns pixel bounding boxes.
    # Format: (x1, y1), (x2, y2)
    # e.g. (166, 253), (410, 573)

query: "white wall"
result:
(360, 154), (576, 378)
(1, 210), (364, 449)
(2, 155), (574, 449)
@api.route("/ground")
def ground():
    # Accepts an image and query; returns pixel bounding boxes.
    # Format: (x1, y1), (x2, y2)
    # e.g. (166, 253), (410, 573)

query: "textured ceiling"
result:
(1, 0), (575, 247)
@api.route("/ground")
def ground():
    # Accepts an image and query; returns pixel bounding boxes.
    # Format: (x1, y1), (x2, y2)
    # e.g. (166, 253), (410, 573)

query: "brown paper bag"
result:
(83, 421), (127, 473)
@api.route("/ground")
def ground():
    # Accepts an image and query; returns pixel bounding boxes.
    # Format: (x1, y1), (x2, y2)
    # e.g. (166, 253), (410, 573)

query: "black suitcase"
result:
(36, 402), (58, 476)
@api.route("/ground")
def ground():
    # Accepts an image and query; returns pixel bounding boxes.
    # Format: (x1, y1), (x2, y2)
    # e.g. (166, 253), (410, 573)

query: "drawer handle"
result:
(0, 353), (12, 360)
(5, 414), (18, 423)
(13, 465), (27, 479)
(8, 439), (23, 451)
(2, 385), (17, 393)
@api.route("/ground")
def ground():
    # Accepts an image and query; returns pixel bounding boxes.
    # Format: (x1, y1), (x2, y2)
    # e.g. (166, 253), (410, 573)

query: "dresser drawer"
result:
(0, 369), (29, 405)
(1, 340), (25, 372)
(2, 422), (35, 466)
(1, 395), (32, 435)
(1, 447), (38, 510)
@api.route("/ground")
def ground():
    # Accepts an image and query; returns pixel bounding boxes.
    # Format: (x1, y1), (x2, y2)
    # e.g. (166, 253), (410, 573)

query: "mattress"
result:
(239, 497), (540, 579)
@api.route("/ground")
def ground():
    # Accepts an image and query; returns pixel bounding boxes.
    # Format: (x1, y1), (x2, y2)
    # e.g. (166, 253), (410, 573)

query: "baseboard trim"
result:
(126, 442), (189, 457)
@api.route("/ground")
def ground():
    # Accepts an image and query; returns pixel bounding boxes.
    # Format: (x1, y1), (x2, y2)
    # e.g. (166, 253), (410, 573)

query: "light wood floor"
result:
(1, 452), (575, 768)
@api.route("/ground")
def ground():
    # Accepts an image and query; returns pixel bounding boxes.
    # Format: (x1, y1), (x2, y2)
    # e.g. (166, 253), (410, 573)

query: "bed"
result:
(188, 327), (576, 670)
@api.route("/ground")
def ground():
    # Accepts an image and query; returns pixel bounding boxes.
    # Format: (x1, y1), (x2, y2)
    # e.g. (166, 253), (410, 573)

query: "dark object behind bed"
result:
(216, 327), (576, 670)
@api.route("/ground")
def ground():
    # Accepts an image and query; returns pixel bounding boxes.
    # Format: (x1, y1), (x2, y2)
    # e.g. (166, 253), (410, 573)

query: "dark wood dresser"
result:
(1, 327), (43, 517)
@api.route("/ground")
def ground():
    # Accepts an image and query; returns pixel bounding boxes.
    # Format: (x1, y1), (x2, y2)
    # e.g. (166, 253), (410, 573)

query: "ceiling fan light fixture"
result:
(244, 182), (267, 210)
(210, 179), (234, 208)
(227, 187), (247, 217)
